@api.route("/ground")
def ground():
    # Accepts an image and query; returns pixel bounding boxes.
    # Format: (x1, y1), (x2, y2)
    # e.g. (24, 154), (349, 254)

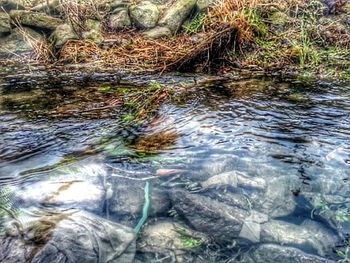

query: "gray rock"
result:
(138, 219), (208, 262)
(261, 219), (339, 257)
(200, 171), (266, 191)
(143, 26), (171, 38)
(0, 0), (25, 12)
(0, 12), (11, 33)
(31, 0), (62, 16)
(159, 0), (197, 33)
(82, 19), (104, 44)
(109, 10), (131, 30)
(50, 23), (79, 48)
(1, 211), (136, 263)
(9, 10), (63, 31)
(108, 178), (170, 226)
(0, 27), (45, 58)
(109, 0), (129, 11)
(196, 0), (215, 11)
(251, 176), (298, 218)
(240, 244), (336, 263)
(170, 189), (249, 242)
(130, 1), (160, 29)
(149, 0), (169, 4)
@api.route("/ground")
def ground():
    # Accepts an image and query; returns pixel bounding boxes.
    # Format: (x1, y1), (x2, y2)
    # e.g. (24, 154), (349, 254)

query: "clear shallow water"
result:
(0, 71), (349, 262)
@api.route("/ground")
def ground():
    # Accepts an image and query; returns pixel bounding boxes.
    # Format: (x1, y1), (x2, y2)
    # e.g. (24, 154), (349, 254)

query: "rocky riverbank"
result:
(0, 0), (349, 79)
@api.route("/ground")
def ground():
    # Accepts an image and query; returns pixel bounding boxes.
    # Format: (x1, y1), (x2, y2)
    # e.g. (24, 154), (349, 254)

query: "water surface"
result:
(0, 69), (349, 262)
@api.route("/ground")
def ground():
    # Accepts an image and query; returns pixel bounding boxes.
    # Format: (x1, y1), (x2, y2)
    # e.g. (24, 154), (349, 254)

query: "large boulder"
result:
(0, 12), (11, 33)
(0, 27), (45, 58)
(50, 23), (79, 48)
(0, 211), (136, 263)
(9, 10), (63, 31)
(130, 1), (160, 29)
(158, 0), (197, 33)
(240, 244), (336, 263)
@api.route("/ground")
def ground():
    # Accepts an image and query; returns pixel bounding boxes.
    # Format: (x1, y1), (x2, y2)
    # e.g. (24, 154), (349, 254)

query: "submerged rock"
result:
(159, 0), (197, 32)
(0, 27), (45, 58)
(9, 10), (63, 31)
(0, 211), (136, 263)
(137, 219), (208, 262)
(130, 1), (160, 29)
(108, 178), (170, 226)
(0, 12), (11, 33)
(261, 219), (339, 257)
(240, 244), (336, 263)
(170, 189), (249, 242)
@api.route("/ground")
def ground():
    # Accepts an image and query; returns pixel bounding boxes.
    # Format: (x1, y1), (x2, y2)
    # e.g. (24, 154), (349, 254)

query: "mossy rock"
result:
(10, 10), (63, 30)
(82, 19), (104, 44)
(0, 12), (11, 33)
(130, 1), (160, 29)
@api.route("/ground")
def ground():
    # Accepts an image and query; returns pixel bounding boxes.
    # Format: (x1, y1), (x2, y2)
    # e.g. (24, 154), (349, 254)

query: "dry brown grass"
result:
(58, 0), (264, 72)
(13, 21), (54, 62)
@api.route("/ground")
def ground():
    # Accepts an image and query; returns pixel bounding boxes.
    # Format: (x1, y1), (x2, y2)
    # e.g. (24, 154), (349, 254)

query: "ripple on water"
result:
(0, 76), (349, 262)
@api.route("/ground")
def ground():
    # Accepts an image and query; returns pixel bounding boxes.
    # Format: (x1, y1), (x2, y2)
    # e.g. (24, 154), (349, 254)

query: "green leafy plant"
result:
(180, 235), (204, 249)
(184, 13), (206, 33)
(336, 240), (350, 263)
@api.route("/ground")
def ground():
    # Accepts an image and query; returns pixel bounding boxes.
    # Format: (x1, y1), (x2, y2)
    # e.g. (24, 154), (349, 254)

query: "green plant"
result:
(336, 240), (350, 263)
(184, 13), (206, 33)
(180, 234), (204, 249)
(335, 208), (350, 223)
(292, 19), (320, 67)
(245, 8), (269, 38)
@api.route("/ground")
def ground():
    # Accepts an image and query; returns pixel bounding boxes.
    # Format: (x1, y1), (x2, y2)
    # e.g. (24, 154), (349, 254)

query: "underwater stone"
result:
(170, 189), (249, 242)
(200, 171), (266, 191)
(0, 211), (136, 263)
(108, 178), (171, 226)
(137, 219), (208, 262)
(240, 244), (336, 263)
(261, 219), (339, 257)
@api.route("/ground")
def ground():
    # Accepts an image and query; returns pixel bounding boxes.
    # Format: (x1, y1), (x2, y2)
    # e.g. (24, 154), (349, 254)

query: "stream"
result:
(0, 66), (349, 262)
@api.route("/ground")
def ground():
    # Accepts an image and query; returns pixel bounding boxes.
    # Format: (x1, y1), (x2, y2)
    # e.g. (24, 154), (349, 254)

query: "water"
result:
(0, 67), (349, 262)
